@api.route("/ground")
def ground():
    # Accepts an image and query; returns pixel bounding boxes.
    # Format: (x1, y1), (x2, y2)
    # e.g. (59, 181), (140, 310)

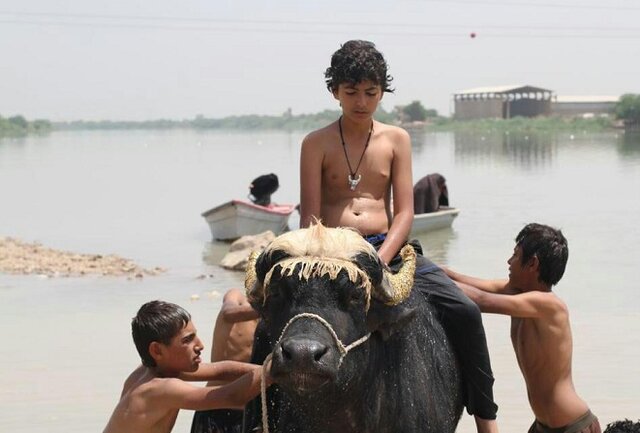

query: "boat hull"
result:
(202, 200), (296, 241)
(411, 207), (460, 234)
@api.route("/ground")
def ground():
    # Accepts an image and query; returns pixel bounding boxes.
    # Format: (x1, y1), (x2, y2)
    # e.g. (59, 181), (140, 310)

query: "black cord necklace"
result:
(338, 116), (373, 191)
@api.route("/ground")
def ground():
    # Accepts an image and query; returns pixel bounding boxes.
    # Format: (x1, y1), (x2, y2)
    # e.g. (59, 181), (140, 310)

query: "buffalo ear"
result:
(366, 299), (417, 341)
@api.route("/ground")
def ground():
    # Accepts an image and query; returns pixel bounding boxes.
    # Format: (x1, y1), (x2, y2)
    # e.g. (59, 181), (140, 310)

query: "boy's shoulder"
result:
(375, 121), (410, 138)
(122, 366), (182, 398)
(303, 121), (338, 143)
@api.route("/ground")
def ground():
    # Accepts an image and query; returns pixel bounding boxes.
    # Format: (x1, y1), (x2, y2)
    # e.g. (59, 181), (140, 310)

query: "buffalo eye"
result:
(340, 284), (364, 309)
(349, 290), (362, 305)
(266, 280), (286, 302)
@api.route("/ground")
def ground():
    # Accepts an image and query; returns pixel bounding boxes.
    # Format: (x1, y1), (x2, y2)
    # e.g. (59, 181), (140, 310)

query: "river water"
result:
(0, 128), (638, 432)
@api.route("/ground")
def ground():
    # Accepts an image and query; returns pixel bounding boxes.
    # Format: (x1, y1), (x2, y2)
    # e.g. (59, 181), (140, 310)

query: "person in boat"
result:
(413, 173), (448, 214)
(103, 300), (270, 433)
(190, 289), (260, 433)
(248, 173), (279, 206)
(298, 39), (499, 433)
(443, 223), (602, 433)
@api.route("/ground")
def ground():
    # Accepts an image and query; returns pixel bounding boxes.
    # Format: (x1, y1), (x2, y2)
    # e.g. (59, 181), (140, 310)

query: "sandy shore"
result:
(0, 237), (165, 278)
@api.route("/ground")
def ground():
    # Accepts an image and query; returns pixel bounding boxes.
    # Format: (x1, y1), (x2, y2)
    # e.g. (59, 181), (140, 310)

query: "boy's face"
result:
(333, 80), (383, 120)
(155, 320), (204, 374)
(507, 245), (538, 290)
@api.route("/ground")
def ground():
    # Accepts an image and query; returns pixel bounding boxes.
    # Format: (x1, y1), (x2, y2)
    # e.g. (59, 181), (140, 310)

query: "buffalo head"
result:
(244, 223), (416, 396)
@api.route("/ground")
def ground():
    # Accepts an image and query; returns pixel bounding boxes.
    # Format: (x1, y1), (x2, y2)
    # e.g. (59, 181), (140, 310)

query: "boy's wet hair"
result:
(515, 223), (569, 287)
(604, 419), (640, 433)
(132, 300), (191, 367)
(325, 40), (394, 93)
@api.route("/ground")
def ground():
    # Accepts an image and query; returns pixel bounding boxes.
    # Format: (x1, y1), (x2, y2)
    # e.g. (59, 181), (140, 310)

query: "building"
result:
(552, 96), (619, 117)
(453, 85), (555, 120)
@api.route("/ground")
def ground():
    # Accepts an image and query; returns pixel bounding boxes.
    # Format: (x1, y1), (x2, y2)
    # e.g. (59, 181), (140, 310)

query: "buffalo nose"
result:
(279, 338), (328, 366)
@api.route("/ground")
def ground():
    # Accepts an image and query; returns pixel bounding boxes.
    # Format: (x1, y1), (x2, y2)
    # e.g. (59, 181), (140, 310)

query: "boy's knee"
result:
(459, 299), (483, 326)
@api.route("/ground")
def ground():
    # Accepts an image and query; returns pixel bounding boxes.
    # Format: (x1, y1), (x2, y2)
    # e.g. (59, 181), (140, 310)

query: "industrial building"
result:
(551, 95), (618, 117)
(453, 85), (555, 120)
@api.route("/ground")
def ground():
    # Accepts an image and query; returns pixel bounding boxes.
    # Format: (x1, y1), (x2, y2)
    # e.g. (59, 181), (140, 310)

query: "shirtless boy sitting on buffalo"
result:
(191, 289), (260, 433)
(299, 39), (498, 433)
(103, 300), (269, 433)
(444, 223), (601, 433)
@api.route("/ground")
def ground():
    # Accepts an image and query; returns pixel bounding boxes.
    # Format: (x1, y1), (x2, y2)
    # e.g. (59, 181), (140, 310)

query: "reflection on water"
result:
(412, 227), (458, 265)
(201, 240), (233, 267)
(617, 131), (640, 156)
(1, 129), (639, 433)
(453, 130), (558, 168)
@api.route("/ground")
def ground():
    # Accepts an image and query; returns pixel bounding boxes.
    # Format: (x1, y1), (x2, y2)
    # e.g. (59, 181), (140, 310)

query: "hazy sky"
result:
(1, 0), (639, 121)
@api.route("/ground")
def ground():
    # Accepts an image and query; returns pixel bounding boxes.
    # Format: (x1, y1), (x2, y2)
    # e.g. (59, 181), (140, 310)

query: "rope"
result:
(260, 312), (371, 433)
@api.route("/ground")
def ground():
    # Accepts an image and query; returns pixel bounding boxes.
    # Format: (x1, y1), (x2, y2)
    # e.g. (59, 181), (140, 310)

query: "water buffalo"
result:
(243, 223), (463, 433)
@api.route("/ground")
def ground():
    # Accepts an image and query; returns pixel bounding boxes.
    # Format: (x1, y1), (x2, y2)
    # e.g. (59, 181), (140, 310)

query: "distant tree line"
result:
(53, 101), (440, 132)
(0, 115), (51, 137)
(16, 95), (636, 135)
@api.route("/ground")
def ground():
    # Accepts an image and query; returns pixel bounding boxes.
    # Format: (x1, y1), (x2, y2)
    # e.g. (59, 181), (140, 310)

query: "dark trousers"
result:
(369, 236), (498, 420)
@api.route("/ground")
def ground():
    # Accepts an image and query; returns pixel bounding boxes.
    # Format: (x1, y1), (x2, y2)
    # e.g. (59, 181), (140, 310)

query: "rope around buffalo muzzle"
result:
(260, 312), (371, 433)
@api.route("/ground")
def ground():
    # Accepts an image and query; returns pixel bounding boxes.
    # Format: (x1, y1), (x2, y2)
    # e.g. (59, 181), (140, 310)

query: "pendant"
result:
(348, 174), (361, 191)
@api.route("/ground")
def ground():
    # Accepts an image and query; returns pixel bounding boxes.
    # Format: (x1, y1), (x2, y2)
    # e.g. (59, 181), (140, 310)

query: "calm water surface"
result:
(1, 129), (638, 432)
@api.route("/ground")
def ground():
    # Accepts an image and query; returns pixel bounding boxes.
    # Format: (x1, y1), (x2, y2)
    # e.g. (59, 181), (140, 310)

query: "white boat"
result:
(202, 200), (297, 241)
(411, 207), (460, 234)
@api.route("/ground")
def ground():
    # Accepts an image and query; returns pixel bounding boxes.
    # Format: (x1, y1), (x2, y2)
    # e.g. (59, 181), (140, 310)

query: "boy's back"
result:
(510, 292), (588, 426)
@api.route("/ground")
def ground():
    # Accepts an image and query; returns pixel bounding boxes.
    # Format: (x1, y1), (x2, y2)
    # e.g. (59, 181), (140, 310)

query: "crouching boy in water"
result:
(103, 300), (271, 433)
(444, 223), (601, 433)
(299, 39), (499, 433)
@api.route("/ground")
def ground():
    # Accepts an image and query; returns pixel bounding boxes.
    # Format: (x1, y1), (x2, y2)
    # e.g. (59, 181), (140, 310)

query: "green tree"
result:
(8, 115), (28, 129)
(615, 94), (640, 124)
(402, 100), (428, 122)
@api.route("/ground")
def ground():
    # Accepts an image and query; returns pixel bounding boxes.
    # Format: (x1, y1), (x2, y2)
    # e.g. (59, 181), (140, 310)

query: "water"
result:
(1, 129), (638, 432)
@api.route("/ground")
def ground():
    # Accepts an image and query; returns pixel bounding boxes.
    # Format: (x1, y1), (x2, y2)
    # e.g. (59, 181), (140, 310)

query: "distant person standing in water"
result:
(299, 39), (499, 433)
(444, 223), (601, 433)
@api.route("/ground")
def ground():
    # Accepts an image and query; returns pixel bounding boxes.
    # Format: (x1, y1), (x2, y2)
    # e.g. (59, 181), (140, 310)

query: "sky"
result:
(1, 0), (639, 121)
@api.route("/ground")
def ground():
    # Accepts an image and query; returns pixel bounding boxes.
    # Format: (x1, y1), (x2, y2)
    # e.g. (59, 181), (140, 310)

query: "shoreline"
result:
(0, 236), (165, 278)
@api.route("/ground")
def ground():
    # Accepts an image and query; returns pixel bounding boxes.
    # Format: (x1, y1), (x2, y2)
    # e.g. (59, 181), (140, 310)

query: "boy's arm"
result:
(220, 290), (260, 323)
(163, 364), (271, 411)
(299, 134), (323, 228)
(377, 128), (414, 265)
(459, 282), (564, 318)
(442, 266), (513, 294)
(179, 360), (259, 382)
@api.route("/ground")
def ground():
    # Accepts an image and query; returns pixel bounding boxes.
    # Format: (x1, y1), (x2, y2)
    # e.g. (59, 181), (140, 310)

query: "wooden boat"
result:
(201, 200), (297, 241)
(410, 207), (460, 234)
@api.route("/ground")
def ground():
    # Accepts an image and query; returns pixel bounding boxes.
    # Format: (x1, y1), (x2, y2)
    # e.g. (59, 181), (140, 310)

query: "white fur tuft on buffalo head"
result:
(244, 222), (416, 309)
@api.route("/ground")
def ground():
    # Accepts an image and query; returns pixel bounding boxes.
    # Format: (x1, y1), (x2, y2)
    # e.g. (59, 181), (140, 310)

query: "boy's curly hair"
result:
(325, 40), (394, 93)
(604, 420), (640, 433)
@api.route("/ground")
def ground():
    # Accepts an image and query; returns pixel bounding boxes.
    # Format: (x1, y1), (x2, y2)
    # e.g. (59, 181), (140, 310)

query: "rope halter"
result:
(260, 312), (371, 433)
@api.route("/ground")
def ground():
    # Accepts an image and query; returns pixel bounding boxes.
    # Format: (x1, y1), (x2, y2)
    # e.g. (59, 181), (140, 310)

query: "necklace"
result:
(338, 116), (373, 191)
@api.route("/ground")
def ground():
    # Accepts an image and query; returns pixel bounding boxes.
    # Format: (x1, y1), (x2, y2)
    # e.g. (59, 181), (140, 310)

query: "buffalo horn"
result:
(244, 250), (262, 303)
(377, 244), (416, 305)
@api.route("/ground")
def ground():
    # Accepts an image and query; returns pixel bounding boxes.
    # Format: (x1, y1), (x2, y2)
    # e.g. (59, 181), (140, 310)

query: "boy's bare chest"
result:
(322, 143), (393, 192)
